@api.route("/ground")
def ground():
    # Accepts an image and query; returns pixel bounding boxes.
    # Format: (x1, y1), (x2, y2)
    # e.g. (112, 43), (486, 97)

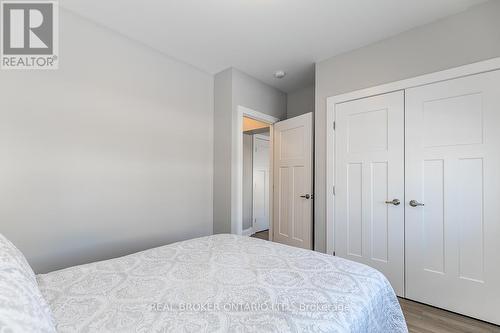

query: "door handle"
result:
(300, 194), (311, 199)
(385, 199), (401, 206)
(409, 200), (424, 207)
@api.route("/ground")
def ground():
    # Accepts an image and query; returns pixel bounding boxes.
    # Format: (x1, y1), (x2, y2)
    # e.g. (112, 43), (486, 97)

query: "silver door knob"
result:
(385, 199), (401, 206)
(409, 200), (424, 207)
(300, 194), (311, 199)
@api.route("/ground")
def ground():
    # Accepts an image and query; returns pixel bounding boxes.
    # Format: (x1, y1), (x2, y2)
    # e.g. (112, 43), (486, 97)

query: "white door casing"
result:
(334, 91), (405, 296)
(327, 58), (500, 256)
(253, 134), (270, 233)
(273, 113), (313, 249)
(405, 70), (500, 324)
(325, 58), (500, 324)
(233, 106), (279, 238)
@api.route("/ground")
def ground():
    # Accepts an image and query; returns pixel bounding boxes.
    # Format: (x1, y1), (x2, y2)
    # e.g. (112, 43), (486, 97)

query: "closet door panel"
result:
(335, 91), (405, 296)
(405, 70), (500, 325)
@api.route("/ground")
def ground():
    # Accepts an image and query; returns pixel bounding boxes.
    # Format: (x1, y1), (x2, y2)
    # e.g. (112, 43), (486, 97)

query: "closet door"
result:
(405, 70), (500, 324)
(335, 91), (405, 296)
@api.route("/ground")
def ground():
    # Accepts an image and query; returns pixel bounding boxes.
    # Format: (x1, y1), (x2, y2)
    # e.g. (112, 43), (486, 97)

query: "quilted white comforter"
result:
(37, 234), (407, 332)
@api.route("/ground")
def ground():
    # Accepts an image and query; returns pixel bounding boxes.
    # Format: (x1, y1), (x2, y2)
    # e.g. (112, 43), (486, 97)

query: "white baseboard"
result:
(242, 227), (254, 237)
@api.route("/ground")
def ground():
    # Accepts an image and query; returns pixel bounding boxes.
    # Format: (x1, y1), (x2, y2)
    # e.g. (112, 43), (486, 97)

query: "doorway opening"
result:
(243, 118), (270, 239)
(232, 106), (279, 240)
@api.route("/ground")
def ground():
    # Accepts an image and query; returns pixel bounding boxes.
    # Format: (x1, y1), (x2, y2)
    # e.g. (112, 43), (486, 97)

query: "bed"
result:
(1, 233), (407, 332)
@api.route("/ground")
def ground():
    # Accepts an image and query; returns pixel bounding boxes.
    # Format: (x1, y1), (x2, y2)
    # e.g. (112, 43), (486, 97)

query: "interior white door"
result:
(253, 134), (270, 233)
(335, 91), (405, 296)
(273, 113), (313, 249)
(405, 70), (500, 324)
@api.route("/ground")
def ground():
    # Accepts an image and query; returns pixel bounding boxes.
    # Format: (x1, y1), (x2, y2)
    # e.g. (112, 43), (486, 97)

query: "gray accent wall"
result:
(213, 70), (233, 234)
(287, 85), (315, 119)
(232, 69), (287, 119)
(314, 0), (500, 253)
(0, 9), (214, 273)
(213, 68), (286, 234)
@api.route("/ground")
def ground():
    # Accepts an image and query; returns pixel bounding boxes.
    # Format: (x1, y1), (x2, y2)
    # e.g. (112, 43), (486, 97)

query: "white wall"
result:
(213, 68), (286, 234)
(0, 10), (214, 273)
(314, 0), (500, 252)
(287, 85), (315, 119)
(242, 134), (253, 231)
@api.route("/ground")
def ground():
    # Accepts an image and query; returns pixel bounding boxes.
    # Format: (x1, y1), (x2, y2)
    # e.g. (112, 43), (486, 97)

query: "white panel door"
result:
(253, 134), (270, 233)
(335, 91), (405, 296)
(406, 70), (500, 324)
(273, 113), (313, 249)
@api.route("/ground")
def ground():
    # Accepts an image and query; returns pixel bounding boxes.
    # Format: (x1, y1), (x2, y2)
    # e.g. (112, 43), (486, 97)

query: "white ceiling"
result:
(61, 0), (486, 93)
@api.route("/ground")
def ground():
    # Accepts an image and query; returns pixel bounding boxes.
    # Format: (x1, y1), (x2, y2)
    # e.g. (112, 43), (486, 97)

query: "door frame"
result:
(325, 57), (500, 255)
(232, 105), (279, 239)
(252, 134), (271, 234)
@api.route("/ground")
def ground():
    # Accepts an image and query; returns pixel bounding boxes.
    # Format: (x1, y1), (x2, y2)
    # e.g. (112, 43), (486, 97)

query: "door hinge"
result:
(332, 186), (335, 196)
(332, 251), (336, 256)
(333, 121), (336, 130)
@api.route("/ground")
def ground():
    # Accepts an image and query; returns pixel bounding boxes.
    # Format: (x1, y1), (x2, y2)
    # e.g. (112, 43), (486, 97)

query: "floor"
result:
(250, 230), (269, 240)
(399, 298), (500, 333)
(250, 232), (499, 332)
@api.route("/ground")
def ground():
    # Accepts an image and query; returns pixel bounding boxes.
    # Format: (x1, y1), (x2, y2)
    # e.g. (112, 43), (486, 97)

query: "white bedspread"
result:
(37, 234), (407, 332)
